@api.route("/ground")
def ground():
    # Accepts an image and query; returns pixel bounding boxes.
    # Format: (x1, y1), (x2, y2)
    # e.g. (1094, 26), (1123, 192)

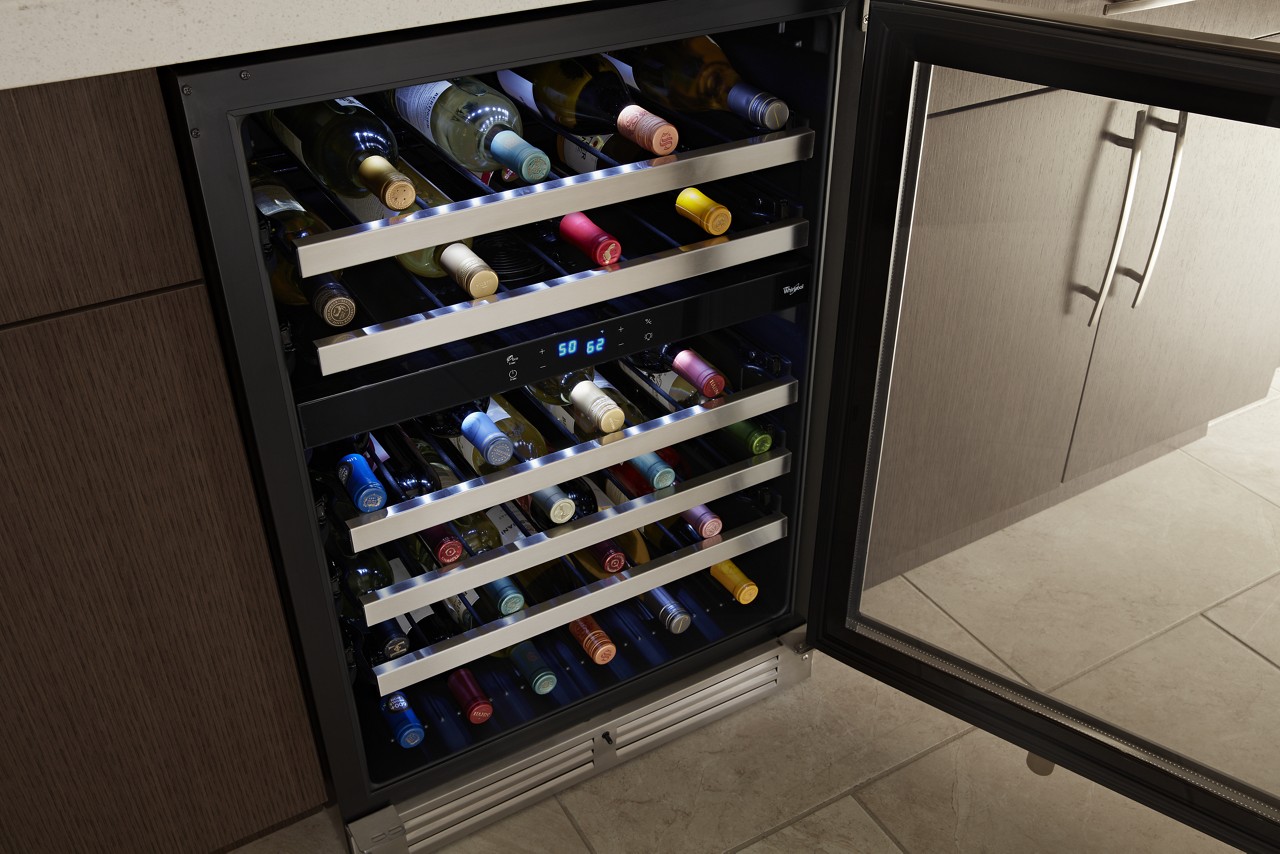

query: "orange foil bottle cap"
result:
(671, 348), (727, 398)
(710, 559), (758, 605)
(570, 616), (617, 664)
(617, 104), (679, 155)
(675, 187), (732, 236)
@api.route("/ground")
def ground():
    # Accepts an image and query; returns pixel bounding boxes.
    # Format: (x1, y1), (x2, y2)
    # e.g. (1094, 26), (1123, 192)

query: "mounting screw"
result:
(862, 14), (870, 25)
(240, 70), (251, 80)
(181, 84), (193, 95)
(802, 653), (810, 660)
(190, 128), (201, 138)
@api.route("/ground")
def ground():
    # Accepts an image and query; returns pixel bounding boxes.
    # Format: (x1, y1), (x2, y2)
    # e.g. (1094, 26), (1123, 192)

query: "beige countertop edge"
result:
(0, 0), (589, 91)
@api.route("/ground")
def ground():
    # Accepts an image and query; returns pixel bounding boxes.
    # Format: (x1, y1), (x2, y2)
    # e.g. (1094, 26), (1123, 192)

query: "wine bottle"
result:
(325, 437), (387, 513)
(385, 78), (550, 183)
(675, 187), (732, 236)
(643, 517), (760, 605)
(326, 158), (499, 298)
(600, 456), (722, 539)
(266, 98), (415, 209)
(557, 213), (622, 266)
(409, 609), (495, 724)
(465, 394), (553, 476)
(625, 343), (727, 400)
(716, 418), (775, 458)
(250, 165), (357, 327)
(605, 38), (790, 130)
(587, 528), (692, 634)
(619, 452), (676, 491)
(491, 640), (559, 696)
(380, 537), (474, 628)
(364, 429), (442, 500)
(526, 477), (626, 572)
(528, 369), (626, 436)
(497, 58), (679, 156)
(416, 399), (515, 468)
(379, 691), (426, 748)
(555, 132), (649, 175)
(450, 510), (526, 615)
(337, 587), (410, 665)
(516, 562), (617, 664)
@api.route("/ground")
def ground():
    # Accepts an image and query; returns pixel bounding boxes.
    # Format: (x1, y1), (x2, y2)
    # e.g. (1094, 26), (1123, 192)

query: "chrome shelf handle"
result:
(1129, 111), (1188, 309)
(1090, 109), (1147, 327)
(1103, 0), (1196, 16)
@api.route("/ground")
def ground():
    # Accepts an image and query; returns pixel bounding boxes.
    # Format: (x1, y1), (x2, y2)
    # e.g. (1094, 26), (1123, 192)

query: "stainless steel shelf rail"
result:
(293, 129), (816, 277)
(362, 450), (792, 623)
(341, 377), (798, 551)
(371, 513), (788, 694)
(314, 219), (809, 375)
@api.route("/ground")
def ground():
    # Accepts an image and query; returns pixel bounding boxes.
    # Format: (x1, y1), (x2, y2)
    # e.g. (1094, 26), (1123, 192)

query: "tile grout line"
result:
(1177, 447), (1280, 513)
(901, 574), (1037, 687)
(1200, 613), (1280, 675)
(851, 790), (913, 854)
(555, 794), (599, 854)
(721, 791), (862, 853)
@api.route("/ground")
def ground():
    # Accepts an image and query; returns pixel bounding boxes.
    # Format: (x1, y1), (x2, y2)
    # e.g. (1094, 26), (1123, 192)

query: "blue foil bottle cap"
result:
(380, 692), (426, 749)
(510, 640), (558, 695)
(484, 577), (526, 615)
(338, 453), (387, 512)
(461, 411), (514, 467)
(629, 452), (676, 490)
(490, 129), (551, 183)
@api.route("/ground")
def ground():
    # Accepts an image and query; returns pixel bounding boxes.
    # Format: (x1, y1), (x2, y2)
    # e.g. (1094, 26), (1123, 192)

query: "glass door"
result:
(811, 1), (1280, 848)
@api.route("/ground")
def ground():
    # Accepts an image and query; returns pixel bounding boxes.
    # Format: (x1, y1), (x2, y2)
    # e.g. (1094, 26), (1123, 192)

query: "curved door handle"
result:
(1130, 111), (1189, 309)
(1090, 109), (1147, 327)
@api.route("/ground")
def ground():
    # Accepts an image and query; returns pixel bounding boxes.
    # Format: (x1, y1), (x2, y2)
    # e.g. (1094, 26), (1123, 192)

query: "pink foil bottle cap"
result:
(559, 212), (622, 266)
(681, 505), (723, 539)
(617, 104), (679, 155)
(671, 349), (727, 398)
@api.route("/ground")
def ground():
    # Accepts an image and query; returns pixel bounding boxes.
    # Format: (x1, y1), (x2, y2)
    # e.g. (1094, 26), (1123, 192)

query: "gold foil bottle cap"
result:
(439, 243), (500, 298)
(616, 104), (679, 156)
(675, 187), (732, 236)
(357, 155), (416, 210)
(710, 559), (758, 605)
(570, 381), (625, 433)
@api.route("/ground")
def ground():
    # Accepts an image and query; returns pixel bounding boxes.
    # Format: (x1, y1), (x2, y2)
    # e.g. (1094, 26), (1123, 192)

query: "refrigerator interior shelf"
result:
(341, 376), (799, 551)
(314, 218), (811, 376)
(361, 449), (793, 623)
(371, 513), (789, 694)
(292, 129), (817, 278)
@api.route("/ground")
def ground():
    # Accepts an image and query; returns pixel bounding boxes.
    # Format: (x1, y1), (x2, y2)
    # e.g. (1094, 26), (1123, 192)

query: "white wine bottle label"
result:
(267, 114), (307, 169)
(488, 504), (523, 543)
(367, 434), (392, 464)
(496, 69), (538, 114)
(561, 134), (611, 175)
(601, 54), (638, 91)
(334, 96), (364, 109)
(547, 400), (579, 437)
(396, 81), (453, 145)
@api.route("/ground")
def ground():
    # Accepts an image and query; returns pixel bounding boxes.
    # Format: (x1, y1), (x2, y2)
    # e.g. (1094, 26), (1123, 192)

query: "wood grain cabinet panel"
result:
(0, 285), (326, 852)
(0, 70), (203, 325)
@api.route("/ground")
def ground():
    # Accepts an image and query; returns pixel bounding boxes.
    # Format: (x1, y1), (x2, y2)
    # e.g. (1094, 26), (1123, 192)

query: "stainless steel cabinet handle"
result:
(1090, 109), (1147, 327)
(1103, 0), (1196, 16)
(1129, 111), (1188, 309)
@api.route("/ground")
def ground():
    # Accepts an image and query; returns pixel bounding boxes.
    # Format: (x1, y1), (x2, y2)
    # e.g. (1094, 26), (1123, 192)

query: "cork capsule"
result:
(675, 187), (732, 236)
(709, 559), (759, 605)
(570, 381), (626, 433)
(616, 104), (679, 155)
(439, 243), (499, 298)
(357, 155), (416, 210)
(569, 616), (617, 664)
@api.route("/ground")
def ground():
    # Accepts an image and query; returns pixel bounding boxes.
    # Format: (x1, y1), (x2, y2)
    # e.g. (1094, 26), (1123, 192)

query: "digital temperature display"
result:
(557, 335), (606, 358)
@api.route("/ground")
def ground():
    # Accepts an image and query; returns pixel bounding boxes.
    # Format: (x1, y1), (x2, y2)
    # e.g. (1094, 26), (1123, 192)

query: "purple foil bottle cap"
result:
(681, 504), (723, 539)
(671, 349), (726, 398)
(460, 411), (514, 467)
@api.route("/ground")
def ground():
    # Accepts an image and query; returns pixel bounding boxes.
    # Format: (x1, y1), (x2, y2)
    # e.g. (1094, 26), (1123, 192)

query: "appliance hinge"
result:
(347, 805), (410, 854)
(860, 0), (871, 30)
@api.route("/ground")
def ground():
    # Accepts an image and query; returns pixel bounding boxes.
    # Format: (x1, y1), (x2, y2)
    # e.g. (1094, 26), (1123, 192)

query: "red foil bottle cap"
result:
(589, 539), (628, 573)
(682, 504), (723, 539)
(424, 525), (464, 565)
(447, 669), (493, 725)
(559, 212), (622, 266)
(671, 349), (726, 398)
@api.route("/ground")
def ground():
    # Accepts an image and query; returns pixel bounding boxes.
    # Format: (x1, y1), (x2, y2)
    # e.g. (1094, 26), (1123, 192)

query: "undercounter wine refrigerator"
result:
(168, 1), (1280, 850)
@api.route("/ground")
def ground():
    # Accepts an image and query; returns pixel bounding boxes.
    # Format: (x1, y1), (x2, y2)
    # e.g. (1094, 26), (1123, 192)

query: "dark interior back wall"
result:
(0, 70), (328, 852)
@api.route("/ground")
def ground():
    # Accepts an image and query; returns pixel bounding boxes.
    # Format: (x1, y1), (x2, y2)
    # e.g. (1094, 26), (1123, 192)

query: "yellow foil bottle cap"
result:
(710, 559), (759, 605)
(357, 155), (416, 210)
(439, 243), (499, 298)
(675, 187), (732, 236)
(570, 381), (625, 434)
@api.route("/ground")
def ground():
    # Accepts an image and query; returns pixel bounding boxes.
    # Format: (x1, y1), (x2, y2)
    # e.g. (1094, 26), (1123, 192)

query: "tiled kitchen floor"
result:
(236, 375), (1279, 853)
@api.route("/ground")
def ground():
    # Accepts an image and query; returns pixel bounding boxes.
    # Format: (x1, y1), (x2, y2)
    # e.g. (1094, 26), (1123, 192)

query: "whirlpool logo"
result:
(783, 282), (806, 296)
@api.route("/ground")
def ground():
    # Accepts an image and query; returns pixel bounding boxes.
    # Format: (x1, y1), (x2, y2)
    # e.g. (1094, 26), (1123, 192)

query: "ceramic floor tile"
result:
(231, 806), (345, 853)
(858, 728), (1234, 854)
(1054, 617), (1280, 798)
(1206, 573), (1280, 667)
(1185, 397), (1280, 509)
(860, 577), (1024, 683)
(906, 452), (1280, 688)
(558, 652), (968, 854)
(438, 797), (590, 854)
(738, 796), (903, 854)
